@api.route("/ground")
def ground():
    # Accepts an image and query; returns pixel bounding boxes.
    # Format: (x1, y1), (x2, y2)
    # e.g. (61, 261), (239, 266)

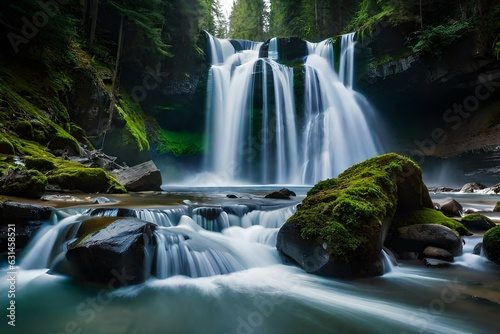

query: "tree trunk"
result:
(420, 0), (423, 29)
(101, 14), (124, 150)
(89, 0), (99, 54)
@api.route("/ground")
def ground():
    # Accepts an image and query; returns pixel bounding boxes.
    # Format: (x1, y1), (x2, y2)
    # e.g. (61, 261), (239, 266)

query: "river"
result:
(1, 187), (499, 334)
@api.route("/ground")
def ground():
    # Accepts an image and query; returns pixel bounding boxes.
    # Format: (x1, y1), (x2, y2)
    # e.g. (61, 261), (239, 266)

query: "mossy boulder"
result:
(461, 214), (496, 232)
(63, 217), (157, 285)
(0, 168), (47, 198)
(47, 167), (126, 194)
(483, 226), (500, 265)
(277, 153), (436, 278)
(13, 120), (34, 140)
(0, 137), (15, 155)
(47, 128), (81, 155)
(393, 208), (471, 236)
(24, 156), (56, 172)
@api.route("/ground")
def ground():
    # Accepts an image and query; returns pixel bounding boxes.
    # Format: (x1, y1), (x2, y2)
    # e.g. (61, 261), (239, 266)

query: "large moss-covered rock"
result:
(277, 153), (436, 278)
(0, 169), (47, 198)
(483, 226), (500, 265)
(0, 137), (15, 155)
(47, 167), (126, 193)
(461, 214), (496, 232)
(64, 217), (157, 285)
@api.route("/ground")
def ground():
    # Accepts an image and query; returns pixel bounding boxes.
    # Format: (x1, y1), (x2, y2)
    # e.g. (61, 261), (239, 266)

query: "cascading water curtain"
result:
(203, 33), (299, 184)
(203, 32), (381, 185)
(301, 34), (381, 184)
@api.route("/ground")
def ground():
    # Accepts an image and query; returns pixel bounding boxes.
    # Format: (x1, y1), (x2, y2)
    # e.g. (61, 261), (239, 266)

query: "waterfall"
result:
(204, 42), (299, 184)
(301, 35), (381, 183)
(202, 32), (382, 185)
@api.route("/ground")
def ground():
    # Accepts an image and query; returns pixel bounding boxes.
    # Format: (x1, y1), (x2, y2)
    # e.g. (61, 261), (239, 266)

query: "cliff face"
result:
(356, 24), (500, 158)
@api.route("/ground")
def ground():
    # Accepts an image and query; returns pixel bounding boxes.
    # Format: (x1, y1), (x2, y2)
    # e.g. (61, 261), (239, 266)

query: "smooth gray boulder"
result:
(111, 160), (162, 191)
(64, 217), (157, 285)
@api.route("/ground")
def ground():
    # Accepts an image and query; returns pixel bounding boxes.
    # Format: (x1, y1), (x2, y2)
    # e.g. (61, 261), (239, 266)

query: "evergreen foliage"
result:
(229, 0), (267, 40)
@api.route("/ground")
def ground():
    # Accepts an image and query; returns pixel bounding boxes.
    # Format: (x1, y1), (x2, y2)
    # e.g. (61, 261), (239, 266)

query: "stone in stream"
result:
(434, 198), (464, 217)
(265, 188), (297, 199)
(0, 201), (55, 258)
(277, 153), (469, 279)
(422, 246), (454, 262)
(494, 201), (500, 212)
(460, 182), (487, 193)
(483, 226), (500, 265)
(110, 160), (162, 191)
(61, 217), (157, 285)
(388, 224), (463, 257)
(460, 214), (496, 232)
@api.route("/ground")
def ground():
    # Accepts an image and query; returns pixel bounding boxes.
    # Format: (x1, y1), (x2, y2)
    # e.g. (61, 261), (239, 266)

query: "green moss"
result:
(0, 137), (15, 155)
(483, 226), (500, 264)
(24, 156), (56, 172)
(156, 129), (204, 157)
(115, 93), (150, 152)
(0, 168), (47, 198)
(47, 127), (81, 153)
(461, 214), (496, 231)
(47, 167), (126, 194)
(115, 104), (148, 151)
(394, 208), (471, 236)
(68, 123), (94, 150)
(28, 169), (49, 197)
(288, 153), (422, 262)
(14, 121), (34, 139)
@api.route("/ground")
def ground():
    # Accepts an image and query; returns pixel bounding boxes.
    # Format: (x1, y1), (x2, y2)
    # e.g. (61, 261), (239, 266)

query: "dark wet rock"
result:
(194, 207), (223, 220)
(423, 258), (453, 268)
(226, 194), (238, 198)
(461, 214), (496, 232)
(483, 226), (500, 265)
(494, 201), (500, 212)
(398, 252), (419, 260)
(435, 198), (464, 217)
(265, 188), (297, 200)
(389, 224), (463, 257)
(110, 160), (162, 192)
(0, 201), (55, 259)
(0, 169), (47, 199)
(192, 207), (229, 232)
(423, 246), (454, 262)
(265, 191), (290, 199)
(473, 242), (483, 255)
(460, 182), (487, 193)
(64, 217), (157, 285)
(0, 200), (54, 222)
(428, 187), (459, 193)
(67, 67), (111, 137)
